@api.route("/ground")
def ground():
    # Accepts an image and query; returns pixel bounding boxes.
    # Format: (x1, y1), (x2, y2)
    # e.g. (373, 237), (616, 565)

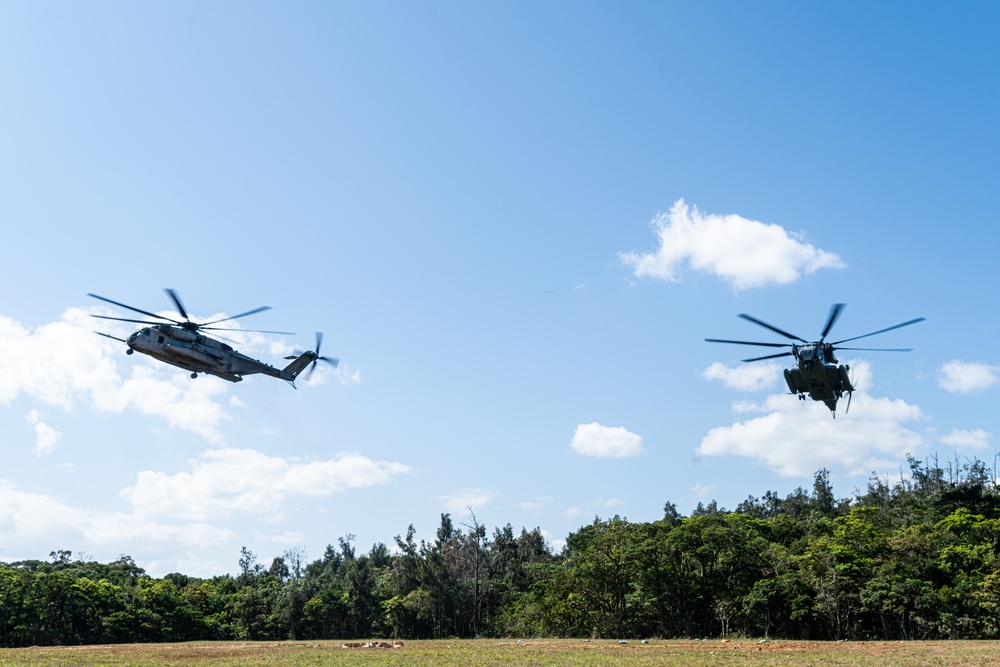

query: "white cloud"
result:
(620, 199), (845, 290)
(121, 448), (412, 522)
(25, 409), (61, 456)
(702, 362), (781, 391)
(0, 444), (410, 577)
(339, 367), (363, 385)
(114, 367), (232, 442)
(732, 399), (763, 414)
(33, 422), (61, 456)
(0, 308), (235, 441)
(697, 361), (924, 477)
(937, 361), (1000, 394)
(0, 310), (120, 409)
(519, 496), (553, 513)
(0, 480), (233, 554)
(303, 362), (362, 387)
(538, 529), (565, 555)
(940, 428), (992, 451)
(692, 484), (716, 499)
(436, 488), (496, 516)
(258, 531), (307, 546)
(563, 497), (622, 519)
(570, 422), (644, 458)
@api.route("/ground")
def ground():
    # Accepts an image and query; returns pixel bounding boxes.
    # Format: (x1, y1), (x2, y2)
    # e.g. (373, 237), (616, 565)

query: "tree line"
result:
(2, 455), (1000, 646)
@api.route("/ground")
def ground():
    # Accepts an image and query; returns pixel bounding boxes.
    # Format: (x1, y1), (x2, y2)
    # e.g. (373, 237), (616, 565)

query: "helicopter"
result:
(706, 303), (924, 417)
(88, 290), (337, 385)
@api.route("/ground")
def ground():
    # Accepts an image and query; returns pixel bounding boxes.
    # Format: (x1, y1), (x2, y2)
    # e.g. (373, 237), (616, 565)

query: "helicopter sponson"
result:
(162, 343), (223, 368)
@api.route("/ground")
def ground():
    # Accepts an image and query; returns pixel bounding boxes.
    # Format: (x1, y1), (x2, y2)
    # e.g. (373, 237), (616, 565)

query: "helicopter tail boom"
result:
(278, 333), (339, 384)
(280, 353), (317, 380)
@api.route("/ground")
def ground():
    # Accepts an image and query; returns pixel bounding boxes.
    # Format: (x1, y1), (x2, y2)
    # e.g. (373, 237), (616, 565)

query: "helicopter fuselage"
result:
(783, 343), (853, 414)
(127, 325), (308, 382)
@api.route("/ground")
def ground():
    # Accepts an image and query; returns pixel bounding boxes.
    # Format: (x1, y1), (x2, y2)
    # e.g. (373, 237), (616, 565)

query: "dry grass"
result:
(2, 638), (999, 667)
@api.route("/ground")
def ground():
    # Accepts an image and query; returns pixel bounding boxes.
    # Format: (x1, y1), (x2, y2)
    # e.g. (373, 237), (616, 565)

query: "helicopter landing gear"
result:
(126, 349), (134, 355)
(191, 372), (197, 379)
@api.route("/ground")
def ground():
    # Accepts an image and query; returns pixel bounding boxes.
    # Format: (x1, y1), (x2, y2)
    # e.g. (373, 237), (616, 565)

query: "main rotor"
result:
(706, 303), (925, 363)
(88, 289), (293, 336)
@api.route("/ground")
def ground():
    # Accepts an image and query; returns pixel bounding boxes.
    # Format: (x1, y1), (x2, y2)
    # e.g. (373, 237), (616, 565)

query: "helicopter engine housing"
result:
(838, 365), (853, 391)
(784, 368), (807, 393)
(164, 327), (199, 343)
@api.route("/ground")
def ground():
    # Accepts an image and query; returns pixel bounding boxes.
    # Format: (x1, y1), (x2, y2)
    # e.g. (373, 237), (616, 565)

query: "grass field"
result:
(1, 638), (998, 667)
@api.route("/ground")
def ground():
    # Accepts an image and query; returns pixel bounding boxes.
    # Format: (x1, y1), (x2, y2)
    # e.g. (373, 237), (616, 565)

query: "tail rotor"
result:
(845, 368), (857, 415)
(306, 332), (340, 379)
(285, 332), (339, 381)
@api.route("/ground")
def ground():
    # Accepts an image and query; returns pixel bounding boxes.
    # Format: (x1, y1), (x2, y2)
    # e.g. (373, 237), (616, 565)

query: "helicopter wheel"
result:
(191, 373), (197, 379)
(126, 349), (134, 355)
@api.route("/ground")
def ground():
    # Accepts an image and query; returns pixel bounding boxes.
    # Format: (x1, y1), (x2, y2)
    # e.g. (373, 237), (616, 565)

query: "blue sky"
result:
(1, 2), (998, 576)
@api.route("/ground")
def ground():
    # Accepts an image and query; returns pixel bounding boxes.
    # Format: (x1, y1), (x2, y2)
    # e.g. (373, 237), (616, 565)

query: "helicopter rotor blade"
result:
(92, 291), (298, 344)
(88, 293), (181, 324)
(201, 326), (295, 335)
(738, 313), (808, 343)
(705, 338), (789, 348)
(164, 289), (190, 321)
(304, 355), (340, 380)
(830, 317), (926, 345)
(820, 303), (845, 341)
(209, 332), (243, 345)
(164, 289), (274, 329)
(201, 305), (273, 327)
(742, 351), (794, 363)
(834, 347), (914, 352)
(91, 314), (167, 326)
(315, 332), (323, 357)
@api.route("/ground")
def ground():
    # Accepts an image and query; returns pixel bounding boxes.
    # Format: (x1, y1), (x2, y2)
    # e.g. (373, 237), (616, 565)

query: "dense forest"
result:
(3, 456), (1000, 647)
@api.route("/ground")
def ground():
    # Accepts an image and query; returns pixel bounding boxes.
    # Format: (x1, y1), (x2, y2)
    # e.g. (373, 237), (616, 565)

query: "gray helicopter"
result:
(706, 303), (924, 417)
(89, 290), (337, 385)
